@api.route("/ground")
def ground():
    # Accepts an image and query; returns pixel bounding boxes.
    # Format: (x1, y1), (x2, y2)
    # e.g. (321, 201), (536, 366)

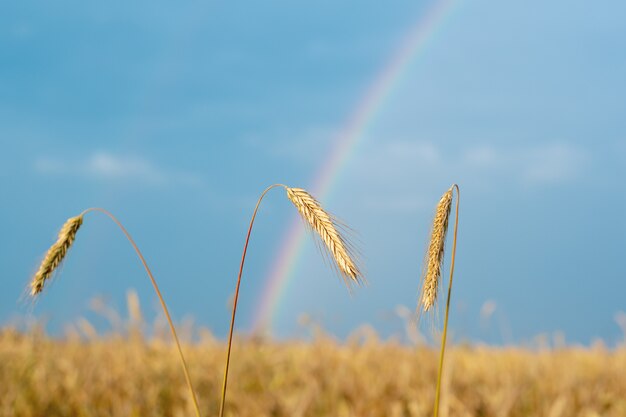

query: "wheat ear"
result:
(285, 187), (361, 285)
(219, 184), (361, 417)
(31, 215), (83, 296)
(30, 208), (201, 417)
(419, 187), (453, 312)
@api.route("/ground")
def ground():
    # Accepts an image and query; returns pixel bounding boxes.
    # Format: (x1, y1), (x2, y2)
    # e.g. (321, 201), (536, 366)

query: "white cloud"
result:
(459, 142), (587, 186)
(34, 151), (203, 187)
(460, 142), (588, 186)
(337, 140), (590, 214)
(520, 143), (586, 185)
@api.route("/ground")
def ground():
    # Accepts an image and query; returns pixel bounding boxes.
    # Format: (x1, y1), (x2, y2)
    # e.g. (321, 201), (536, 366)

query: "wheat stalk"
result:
(31, 215), (83, 296)
(419, 187), (453, 312)
(415, 184), (460, 417)
(285, 187), (361, 285)
(30, 208), (201, 417)
(219, 184), (362, 417)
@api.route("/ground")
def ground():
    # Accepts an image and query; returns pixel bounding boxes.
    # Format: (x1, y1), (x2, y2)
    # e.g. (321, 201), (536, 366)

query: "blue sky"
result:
(1, 0), (625, 345)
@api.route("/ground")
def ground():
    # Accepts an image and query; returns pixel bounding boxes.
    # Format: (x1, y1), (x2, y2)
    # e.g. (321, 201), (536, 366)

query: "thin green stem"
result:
(433, 184), (459, 417)
(218, 184), (285, 417)
(81, 208), (201, 417)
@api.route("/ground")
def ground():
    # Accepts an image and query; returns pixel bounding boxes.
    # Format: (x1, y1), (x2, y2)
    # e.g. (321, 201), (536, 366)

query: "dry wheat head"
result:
(30, 215), (83, 296)
(285, 187), (361, 286)
(419, 187), (453, 312)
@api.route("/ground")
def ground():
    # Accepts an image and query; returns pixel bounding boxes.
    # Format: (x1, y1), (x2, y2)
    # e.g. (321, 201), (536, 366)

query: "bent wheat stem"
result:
(31, 208), (201, 417)
(219, 184), (361, 417)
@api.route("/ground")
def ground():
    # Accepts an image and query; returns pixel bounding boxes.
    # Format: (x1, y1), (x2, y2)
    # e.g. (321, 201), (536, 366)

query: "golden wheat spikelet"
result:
(30, 215), (83, 296)
(285, 187), (361, 286)
(419, 187), (453, 312)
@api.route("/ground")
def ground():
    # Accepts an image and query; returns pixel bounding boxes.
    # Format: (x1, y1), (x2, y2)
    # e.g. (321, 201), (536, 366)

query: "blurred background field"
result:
(2, 293), (625, 417)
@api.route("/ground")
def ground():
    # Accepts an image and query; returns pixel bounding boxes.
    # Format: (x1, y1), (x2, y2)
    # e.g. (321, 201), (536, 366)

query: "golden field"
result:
(1, 323), (625, 417)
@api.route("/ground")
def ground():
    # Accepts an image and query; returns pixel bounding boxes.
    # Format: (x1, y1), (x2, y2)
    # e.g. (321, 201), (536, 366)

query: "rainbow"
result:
(251, 0), (457, 333)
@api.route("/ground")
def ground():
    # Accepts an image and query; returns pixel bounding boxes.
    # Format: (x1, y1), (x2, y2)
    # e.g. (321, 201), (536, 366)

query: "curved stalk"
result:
(218, 184), (285, 417)
(433, 184), (459, 417)
(81, 208), (201, 417)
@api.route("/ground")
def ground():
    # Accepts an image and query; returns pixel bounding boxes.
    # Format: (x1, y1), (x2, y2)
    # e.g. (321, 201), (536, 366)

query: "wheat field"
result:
(2, 317), (625, 417)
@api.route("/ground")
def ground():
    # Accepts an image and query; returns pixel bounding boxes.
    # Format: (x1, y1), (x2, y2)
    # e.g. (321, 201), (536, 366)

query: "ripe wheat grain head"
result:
(30, 215), (83, 296)
(285, 187), (362, 287)
(419, 187), (453, 312)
